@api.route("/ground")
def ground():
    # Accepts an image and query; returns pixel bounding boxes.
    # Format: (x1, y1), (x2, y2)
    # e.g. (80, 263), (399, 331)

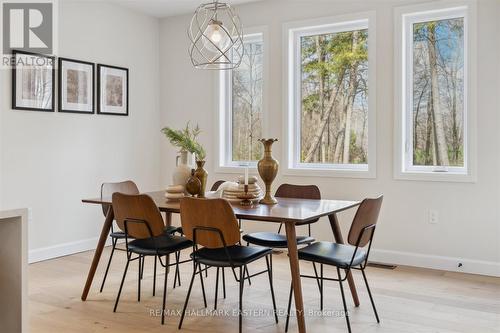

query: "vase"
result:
(194, 160), (208, 198)
(185, 169), (201, 197)
(172, 150), (192, 192)
(257, 139), (279, 205)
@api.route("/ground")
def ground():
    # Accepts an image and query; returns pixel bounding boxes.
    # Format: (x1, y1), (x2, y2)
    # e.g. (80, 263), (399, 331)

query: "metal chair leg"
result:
(161, 256), (169, 325)
(214, 267), (220, 310)
(285, 282), (293, 332)
(100, 237), (117, 293)
(178, 263), (198, 329)
(153, 255), (157, 296)
(222, 267), (226, 299)
(239, 266), (244, 333)
(244, 265), (251, 286)
(265, 255), (279, 323)
(113, 252), (131, 312)
(320, 264), (324, 311)
(199, 264), (207, 308)
(361, 267), (380, 323)
(173, 251), (181, 288)
(137, 256), (142, 302)
(337, 267), (352, 333)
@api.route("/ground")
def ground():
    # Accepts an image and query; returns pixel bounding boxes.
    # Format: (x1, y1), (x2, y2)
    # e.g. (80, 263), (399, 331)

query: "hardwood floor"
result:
(29, 247), (500, 333)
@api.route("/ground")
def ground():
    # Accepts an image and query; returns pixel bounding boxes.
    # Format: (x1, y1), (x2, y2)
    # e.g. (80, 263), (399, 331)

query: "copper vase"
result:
(194, 160), (208, 198)
(257, 139), (279, 205)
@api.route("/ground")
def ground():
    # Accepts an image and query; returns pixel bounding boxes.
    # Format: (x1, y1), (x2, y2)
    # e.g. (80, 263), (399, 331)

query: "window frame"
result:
(394, 2), (477, 182)
(215, 26), (269, 173)
(283, 12), (377, 178)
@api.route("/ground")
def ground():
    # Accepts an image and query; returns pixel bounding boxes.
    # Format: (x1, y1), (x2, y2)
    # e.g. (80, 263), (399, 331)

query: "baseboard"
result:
(370, 248), (500, 277)
(28, 237), (115, 264)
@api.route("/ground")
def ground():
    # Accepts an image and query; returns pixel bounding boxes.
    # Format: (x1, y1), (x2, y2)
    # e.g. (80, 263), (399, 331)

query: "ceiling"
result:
(105, 0), (263, 18)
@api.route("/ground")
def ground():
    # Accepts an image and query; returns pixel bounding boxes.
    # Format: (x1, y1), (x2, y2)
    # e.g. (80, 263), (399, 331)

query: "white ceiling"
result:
(104, 0), (263, 18)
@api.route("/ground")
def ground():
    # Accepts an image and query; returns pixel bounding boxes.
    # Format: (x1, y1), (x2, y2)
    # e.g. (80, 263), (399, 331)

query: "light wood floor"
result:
(29, 247), (500, 333)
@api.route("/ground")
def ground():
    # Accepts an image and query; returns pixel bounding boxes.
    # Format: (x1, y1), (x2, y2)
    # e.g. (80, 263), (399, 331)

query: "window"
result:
(285, 14), (376, 177)
(395, 5), (475, 181)
(218, 30), (266, 169)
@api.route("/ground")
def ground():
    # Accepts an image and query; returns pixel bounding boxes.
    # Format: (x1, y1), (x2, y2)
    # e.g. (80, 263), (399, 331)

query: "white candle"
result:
(244, 166), (249, 186)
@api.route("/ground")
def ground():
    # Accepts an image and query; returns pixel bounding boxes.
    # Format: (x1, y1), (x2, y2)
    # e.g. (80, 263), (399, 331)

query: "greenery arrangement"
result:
(161, 123), (206, 161)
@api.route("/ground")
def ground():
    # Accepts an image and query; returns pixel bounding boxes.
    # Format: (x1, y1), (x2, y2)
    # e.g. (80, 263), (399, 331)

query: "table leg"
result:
(165, 212), (172, 227)
(285, 223), (306, 333)
(328, 213), (360, 307)
(81, 207), (114, 301)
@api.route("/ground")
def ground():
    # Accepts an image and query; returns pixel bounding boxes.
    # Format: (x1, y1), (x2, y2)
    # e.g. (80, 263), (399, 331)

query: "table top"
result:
(83, 190), (360, 224)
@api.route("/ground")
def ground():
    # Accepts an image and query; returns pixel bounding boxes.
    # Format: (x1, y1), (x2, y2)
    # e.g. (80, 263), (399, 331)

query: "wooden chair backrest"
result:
(112, 193), (165, 239)
(101, 181), (139, 217)
(276, 184), (321, 225)
(180, 197), (240, 249)
(348, 196), (383, 247)
(211, 180), (226, 191)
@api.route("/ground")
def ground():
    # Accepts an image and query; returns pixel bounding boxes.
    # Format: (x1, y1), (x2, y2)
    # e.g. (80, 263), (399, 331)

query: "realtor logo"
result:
(2, 2), (53, 54)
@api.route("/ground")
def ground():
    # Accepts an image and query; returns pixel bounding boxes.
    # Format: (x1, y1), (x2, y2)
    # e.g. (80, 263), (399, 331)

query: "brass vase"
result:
(257, 139), (279, 205)
(194, 160), (208, 198)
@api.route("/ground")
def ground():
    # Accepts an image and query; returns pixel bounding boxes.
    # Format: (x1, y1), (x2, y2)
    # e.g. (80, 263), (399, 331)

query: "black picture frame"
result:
(12, 50), (55, 112)
(97, 64), (129, 116)
(58, 57), (95, 114)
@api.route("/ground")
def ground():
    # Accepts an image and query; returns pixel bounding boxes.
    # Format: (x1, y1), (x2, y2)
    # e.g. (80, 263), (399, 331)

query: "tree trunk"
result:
(427, 24), (449, 166)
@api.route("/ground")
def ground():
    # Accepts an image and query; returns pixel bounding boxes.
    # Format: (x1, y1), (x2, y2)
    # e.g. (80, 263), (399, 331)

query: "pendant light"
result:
(188, 0), (244, 70)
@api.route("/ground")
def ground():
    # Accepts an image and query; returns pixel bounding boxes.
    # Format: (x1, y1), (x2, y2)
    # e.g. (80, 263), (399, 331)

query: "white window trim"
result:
(283, 12), (377, 179)
(215, 26), (269, 174)
(394, 1), (477, 183)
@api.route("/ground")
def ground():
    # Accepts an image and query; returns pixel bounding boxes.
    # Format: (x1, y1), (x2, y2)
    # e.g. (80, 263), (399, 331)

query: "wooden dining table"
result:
(81, 190), (361, 333)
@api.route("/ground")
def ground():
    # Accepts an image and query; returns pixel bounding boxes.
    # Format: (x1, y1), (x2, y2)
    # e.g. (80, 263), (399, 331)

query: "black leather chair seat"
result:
(298, 242), (367, 268)
(191, 245), (272, 267)
(110, 231), (127, 239)
(242, 232), (315, 248)
(128, 235), (192, 256)
(164, 225), (182, 235)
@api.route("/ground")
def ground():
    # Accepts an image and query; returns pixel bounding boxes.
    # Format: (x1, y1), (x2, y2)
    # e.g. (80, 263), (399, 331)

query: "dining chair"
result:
(178, 197), (279, 333)
(285, 196), (383, 333)
(112, 193), (193, 325)
(99, 181), (182, 294)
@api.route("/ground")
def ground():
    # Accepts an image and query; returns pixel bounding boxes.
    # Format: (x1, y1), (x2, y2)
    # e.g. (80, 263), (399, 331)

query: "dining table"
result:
(81, 190), (361, 333)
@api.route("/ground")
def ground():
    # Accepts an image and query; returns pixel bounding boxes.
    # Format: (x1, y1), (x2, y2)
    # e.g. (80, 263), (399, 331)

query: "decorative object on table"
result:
(237, 184), (258, 206)
(185, 169), (202, 197)
(172, 150), (193, 189)
(165, 184), (185, 202)
(12, 50), (55, 112)
(188, 0), (244, 70)
(97, 64), (128, 116)
(58, 57), (94, 114)
(194, 161), (208, 198)
(257, 138), (279, 205)
(161, 123), (207, 195)
(221, 179), (262, 203)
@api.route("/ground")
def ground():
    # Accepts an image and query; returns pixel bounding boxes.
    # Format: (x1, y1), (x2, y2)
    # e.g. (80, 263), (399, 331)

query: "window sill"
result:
(283, 167), (376, 179)
(394, 170), (476, 183)
(214, 166), (258, 175)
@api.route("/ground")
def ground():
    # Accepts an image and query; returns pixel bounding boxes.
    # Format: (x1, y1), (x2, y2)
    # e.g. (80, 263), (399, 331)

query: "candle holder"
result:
(237, 185), (257, 206)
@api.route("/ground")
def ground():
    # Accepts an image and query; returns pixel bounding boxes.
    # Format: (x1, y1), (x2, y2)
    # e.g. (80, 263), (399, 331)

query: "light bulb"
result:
(202, 20), (231, 54)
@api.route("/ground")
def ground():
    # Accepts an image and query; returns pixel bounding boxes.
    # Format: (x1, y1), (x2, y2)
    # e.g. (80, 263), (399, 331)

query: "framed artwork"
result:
(58, 58), (94, 114)
(97, 64), (129, 116)
(12, 50), (55, 112)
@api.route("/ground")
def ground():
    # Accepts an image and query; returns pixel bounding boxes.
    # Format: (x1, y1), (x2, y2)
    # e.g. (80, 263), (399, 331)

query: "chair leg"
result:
(99, 237), (117, 293)
(141, 255), (145, 279)
(173, 251), (181, 288)
(113, 252), (131, 312)
(137, 256), (142, 302)
(214, 267), (220, 310)
(285, 282), (293, 333)
(239, 266), (244, 333)
(244, 265), (251, 286)
(161, 256), (169, 325)
(361, 267), (380, 323)
(320, 264), (324, 311)
(153, 255), (157, 296)
(265, 255), (279, 324)
(312, 262), (322, 295)
(205, 264), (208, 277)
(178, 263), (198, 329)
(199, 264), (207, 308)
(337, 267), (352, 333)
(222, 267), (226, 299)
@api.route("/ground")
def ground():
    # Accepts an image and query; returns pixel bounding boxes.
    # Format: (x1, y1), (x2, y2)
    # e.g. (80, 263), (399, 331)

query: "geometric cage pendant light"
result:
(188, 0), (244, 70)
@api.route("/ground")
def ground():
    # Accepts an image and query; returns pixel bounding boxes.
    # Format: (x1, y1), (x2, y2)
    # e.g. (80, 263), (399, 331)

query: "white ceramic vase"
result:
(172, 150), (192, 189)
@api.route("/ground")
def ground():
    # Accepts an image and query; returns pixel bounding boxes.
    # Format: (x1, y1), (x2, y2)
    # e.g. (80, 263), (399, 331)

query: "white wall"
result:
(159, 0), (500, 276)
(0, 1), (161, 261)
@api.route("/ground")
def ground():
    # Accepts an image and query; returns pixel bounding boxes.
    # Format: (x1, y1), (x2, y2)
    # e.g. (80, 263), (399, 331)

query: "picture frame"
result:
(12, 50), (55, 112)
(97, 64), (129, 116)
(58, 57), (95, 114)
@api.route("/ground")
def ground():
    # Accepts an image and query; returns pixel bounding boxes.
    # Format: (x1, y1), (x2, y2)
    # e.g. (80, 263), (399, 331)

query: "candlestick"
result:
(244, 166), (249, 185)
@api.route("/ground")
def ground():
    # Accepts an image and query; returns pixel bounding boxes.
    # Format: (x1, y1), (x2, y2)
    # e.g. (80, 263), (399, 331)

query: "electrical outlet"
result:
(429, 209), (439, 224)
